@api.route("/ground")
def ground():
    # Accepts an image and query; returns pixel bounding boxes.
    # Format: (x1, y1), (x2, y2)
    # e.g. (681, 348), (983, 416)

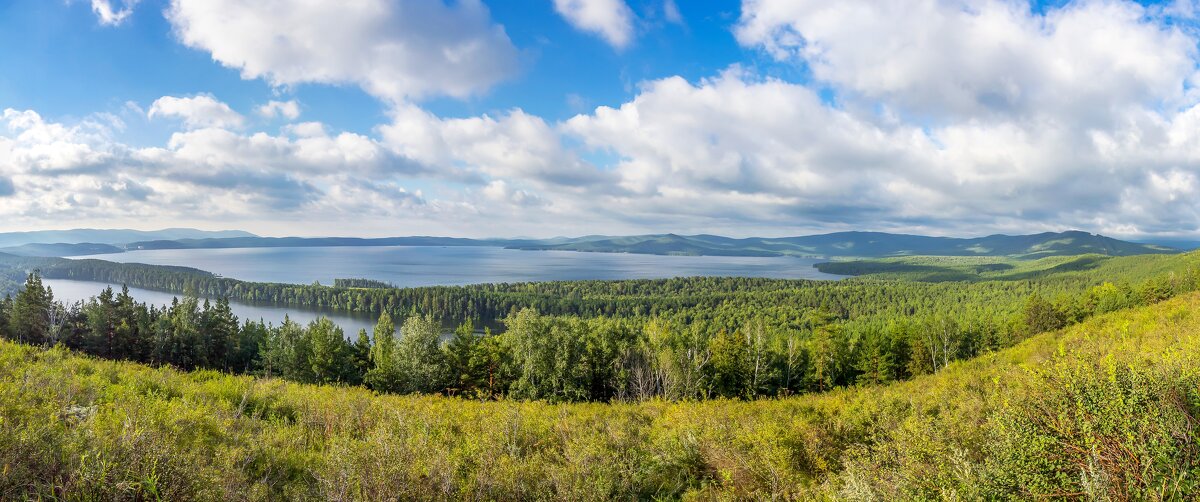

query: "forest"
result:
(4, 270), (1200, 499)
(2, 250), (1199, 402)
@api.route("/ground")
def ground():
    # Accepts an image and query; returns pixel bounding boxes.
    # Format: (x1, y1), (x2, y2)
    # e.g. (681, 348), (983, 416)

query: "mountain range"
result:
(0, 228), (254, 248)
(1, 228), (1174, 259)
(506, 231), (1179, 258)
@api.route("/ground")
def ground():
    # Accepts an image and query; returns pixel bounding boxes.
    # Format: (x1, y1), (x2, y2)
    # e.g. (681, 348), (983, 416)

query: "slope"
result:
(3, 292), (1199, 499)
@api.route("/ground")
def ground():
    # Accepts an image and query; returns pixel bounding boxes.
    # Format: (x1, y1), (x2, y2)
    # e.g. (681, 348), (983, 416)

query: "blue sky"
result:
(1, 0), (762, 142)
(1, 0), (1199, 238)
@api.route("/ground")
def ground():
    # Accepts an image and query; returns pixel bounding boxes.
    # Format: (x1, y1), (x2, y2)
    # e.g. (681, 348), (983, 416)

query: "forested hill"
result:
(510, 230), (1176, 258)
(0, 228), (254, 248)
(120, 230), (1176, 259)
(0, 243), (123, 257)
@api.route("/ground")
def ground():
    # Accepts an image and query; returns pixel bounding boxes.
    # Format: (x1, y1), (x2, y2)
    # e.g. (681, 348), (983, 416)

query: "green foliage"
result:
(10, 272), (51, 344)
(4, 292), (1200, 499)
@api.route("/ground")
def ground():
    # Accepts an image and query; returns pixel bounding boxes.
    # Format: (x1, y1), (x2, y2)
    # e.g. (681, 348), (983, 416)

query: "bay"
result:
(49, 246), (839, 336)
(81, 245), (842, 286)
(43, 278), (382, 336)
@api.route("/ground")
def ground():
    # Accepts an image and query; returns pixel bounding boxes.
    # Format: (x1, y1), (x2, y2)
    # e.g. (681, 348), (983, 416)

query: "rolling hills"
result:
(3, 288), (1198, 499)
(121, 230), (1177, 259)
(510, 230), (1178, 258)
(0, 228), (255, 248)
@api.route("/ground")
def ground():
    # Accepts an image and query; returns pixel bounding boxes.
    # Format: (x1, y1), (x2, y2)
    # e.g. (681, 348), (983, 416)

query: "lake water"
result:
(82, 246), (842, 286)
(44, 279), (382, 336)
(51, 246), (839, 335)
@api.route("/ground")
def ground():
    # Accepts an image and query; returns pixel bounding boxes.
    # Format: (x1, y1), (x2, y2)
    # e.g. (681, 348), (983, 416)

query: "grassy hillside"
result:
(4, 292), (1200, 500)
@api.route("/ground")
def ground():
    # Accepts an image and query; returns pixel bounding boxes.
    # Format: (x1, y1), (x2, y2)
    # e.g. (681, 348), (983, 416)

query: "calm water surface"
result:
(83, 246), (842, 286)
(52, 246), (839, 335)
(44, 279), (381, 336)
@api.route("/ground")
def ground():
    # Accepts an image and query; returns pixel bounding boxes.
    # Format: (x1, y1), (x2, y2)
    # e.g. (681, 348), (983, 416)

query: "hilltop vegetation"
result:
(3, 289), (1200, 499)
(0, 246), (1197, 498)
(815, 252), (1200, 282)
(1, 249), (1199, 403)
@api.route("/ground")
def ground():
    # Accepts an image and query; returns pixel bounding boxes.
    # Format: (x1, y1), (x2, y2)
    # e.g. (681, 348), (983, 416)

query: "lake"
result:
(51, 246), (839, 335)
(82, 245), (842, 286)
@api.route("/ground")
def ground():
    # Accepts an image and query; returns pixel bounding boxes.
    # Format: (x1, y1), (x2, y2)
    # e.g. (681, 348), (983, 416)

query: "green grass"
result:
(817, 251), (1200, 283)
(5, 291), (1200, 499)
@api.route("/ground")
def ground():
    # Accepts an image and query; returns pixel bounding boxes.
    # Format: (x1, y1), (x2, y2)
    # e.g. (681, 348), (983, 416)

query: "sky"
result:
(1, 0), (1200, 239)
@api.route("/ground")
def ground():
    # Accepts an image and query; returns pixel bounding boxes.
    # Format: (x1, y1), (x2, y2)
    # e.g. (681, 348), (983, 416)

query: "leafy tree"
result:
(707, 329), (750, 398)
(395, 314), (448, 393)
(504, 309), (588, 402)
(1024, 294), (1067, 335)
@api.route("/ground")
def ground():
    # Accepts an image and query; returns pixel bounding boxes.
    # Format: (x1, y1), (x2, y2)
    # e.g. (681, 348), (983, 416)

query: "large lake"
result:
(48, 246), (839, 335)
(82, 246), (842, 286)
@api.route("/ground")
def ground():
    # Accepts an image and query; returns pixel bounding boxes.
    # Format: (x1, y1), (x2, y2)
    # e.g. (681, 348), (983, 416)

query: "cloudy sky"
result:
(2, 0), (1200, 238)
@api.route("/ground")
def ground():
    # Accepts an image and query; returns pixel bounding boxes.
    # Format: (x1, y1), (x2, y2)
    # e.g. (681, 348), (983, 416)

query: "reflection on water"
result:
(45, 279), (382, 337)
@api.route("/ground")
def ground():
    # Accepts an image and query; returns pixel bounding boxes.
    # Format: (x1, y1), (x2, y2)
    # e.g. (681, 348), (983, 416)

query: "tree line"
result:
(3, 262), (1197, 402)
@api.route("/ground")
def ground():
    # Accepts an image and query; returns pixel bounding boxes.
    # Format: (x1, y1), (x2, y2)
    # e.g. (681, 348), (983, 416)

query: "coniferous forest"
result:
(3, 251), (1198, 403)
(2, 249), (1200, 499)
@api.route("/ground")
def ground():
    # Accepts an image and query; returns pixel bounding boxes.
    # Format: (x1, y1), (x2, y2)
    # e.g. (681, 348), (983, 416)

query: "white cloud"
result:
(0, 109), (123, 174)
(91, 0), (140, 26)
(14, 0), (1200, 239)
(165, 0), (519, 103)
(553, 0), (636, 49)
(380, 103), (609, 187)
(256, 100), (301, 120)
(148, 95), (246, 130)
(663, 0), (683, 25)
(735, 0), (1197, 123)
(559, 61), (1200, 235)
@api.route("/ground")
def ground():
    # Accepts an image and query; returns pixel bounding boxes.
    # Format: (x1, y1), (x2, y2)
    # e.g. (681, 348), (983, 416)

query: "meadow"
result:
(3, 290), (1200, 500)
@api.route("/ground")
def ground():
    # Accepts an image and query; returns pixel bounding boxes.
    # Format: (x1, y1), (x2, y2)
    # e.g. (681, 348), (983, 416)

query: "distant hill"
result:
(115, 230), (1178, 259)
(0, 243), (123, 257)
(1134, 238), (1200, 250)
(126, 236), (504, 250)
(0, 228), (256, 248)
(511, 231), (1178, 258)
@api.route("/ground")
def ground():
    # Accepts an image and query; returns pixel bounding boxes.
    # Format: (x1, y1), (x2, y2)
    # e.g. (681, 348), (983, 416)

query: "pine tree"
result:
(11, 272), (51, 344)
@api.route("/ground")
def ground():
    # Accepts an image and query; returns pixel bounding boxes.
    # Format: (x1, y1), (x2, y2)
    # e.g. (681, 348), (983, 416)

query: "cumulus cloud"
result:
(0, 106), (440, 230)
(557, 57), (1200, 236)
(256, 100), (301, 120)
(735, 0), (1197, 123)
(0, 109), (124, 175)
(164, 0), (519, 102)
(148, 95), (246, 130)
(91, 0), (140, 26)
(15, 0), (1200, 238)
(380, 103), (611, 187)
(552, 0), (636, 49)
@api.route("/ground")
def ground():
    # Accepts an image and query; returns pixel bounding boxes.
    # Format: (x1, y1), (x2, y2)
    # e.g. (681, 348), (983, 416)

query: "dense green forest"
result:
(2, 251), (1198, 402)
(4, 285), (1200, 499)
